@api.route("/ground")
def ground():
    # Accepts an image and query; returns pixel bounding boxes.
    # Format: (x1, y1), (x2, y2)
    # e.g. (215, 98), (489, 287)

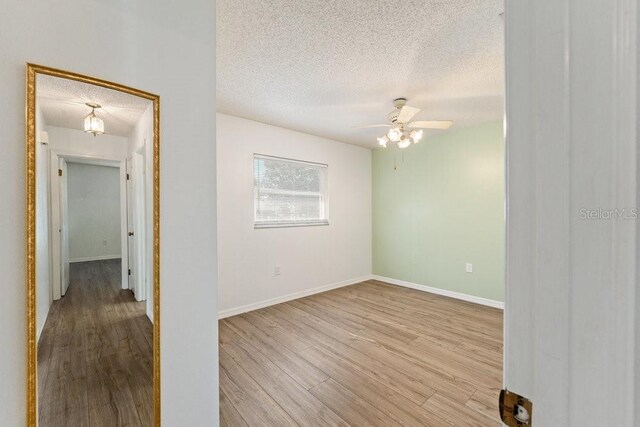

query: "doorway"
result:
(49, 154), (132, 297)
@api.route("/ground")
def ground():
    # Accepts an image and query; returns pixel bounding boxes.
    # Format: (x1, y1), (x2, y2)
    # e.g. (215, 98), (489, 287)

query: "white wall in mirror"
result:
(35, 106), (51, 340)
(47, 126), (129, 160)
(67, 163), (122, 262)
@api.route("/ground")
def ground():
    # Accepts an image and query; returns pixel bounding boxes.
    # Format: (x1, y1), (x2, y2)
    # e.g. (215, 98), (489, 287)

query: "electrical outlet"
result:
(465, 263), (473, 273)
(274, 266), (281, 276)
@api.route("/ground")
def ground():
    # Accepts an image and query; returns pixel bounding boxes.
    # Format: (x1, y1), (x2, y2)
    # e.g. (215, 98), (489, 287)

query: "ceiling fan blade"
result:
(351, 124), (390, 129)
(397, 105), (421, 123)
(408, 120), (453, 130)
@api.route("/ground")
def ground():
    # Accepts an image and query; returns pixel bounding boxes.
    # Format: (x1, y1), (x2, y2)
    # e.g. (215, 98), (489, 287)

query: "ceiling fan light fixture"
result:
(397, 137), (411, 149)
(410, 129), (424, 143)
(377, 135), (389, 147)
(387, 127), (402, 142)
(84, 103), (104, 136)
(360, 98), (452, 152)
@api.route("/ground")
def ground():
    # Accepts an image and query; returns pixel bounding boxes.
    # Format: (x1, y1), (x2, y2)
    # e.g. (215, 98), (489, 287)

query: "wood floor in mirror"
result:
(38, 260), (153, 426)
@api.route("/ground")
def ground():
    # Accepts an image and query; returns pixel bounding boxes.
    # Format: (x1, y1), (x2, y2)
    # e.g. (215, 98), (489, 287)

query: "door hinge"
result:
(499, 389), (532, 426)
(126, 173), (130, 180)
(128, 231), (134, 236)
(128, 269), (132, 276)
(58, 169), (63, 176)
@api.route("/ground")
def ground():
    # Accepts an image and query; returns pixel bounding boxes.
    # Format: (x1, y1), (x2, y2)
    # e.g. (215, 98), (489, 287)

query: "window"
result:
(253, 154), (328, 228)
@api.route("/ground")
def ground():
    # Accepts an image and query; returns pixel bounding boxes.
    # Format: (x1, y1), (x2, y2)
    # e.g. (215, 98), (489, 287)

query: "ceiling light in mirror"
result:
(84, 103), (104, 136)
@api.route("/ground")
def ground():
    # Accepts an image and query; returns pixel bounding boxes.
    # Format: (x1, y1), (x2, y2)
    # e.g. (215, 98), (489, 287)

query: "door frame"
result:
(130, 151), (147, 301)
(48, 149), (128, 296)
(49, 151), (61, 301)
(58, 157), (69, 296)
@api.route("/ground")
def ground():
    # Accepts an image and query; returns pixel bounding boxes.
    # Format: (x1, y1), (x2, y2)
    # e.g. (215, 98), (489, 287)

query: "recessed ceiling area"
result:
(216, 0), (504, 148)
(37, 74), (152, 137)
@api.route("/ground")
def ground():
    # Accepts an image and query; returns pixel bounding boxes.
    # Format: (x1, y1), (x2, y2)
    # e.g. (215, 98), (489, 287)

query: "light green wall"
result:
(372, 121), (505, 302)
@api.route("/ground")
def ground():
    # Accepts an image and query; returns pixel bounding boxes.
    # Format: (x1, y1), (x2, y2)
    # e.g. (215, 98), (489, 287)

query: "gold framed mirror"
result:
(25, 64), (160, 426)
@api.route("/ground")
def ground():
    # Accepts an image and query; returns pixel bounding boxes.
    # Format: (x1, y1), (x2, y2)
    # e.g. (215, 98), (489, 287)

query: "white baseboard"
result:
(217, 274), (503, 319)
(218, 275), (372, 319)
(371, 275), (504, 310)
(70, 255), (121, 263)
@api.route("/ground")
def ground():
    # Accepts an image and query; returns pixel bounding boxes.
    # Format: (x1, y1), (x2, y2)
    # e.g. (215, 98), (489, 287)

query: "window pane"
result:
(254, 155), (327, 226)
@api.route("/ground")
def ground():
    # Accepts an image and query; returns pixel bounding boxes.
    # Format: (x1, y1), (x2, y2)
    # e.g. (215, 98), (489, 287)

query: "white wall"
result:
(217, 113), (372, 316)
(67, 163), (121, 262)
(35, 105), (51, 341)
(48, 125), (129, 160)
(0, 1), (218, 425)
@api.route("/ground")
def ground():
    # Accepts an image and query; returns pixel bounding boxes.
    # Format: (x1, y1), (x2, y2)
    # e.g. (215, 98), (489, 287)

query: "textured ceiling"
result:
(217, 0), (504, 148)
(37, 74), (152, 137)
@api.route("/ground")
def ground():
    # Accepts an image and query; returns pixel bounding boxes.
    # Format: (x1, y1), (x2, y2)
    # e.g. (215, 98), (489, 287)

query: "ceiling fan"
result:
(354, 98), (452, 148)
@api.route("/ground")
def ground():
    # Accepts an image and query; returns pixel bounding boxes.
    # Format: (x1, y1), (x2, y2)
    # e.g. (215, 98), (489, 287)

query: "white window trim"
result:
(253, 153), (329, 229)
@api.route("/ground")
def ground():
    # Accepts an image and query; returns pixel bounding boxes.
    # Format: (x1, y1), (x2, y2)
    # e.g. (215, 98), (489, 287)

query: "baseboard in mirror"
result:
(70, 255), (122, 263)
(371, 275), (504, 309)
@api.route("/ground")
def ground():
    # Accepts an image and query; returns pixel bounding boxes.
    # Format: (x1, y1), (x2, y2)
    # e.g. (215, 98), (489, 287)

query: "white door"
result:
(59, 158), (70, 296)
(120, 160), (129, 289)
(132, 152), (146, 301)
(126, 157), (136, 292)
(504, 1), (637, 425)
(131, 153), (147, 301)
(49, 152), (61, 301)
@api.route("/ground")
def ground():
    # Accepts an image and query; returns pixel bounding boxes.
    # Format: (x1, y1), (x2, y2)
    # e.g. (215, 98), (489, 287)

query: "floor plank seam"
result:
(235, 358), (304, 427)
(224, 319), (329, 394)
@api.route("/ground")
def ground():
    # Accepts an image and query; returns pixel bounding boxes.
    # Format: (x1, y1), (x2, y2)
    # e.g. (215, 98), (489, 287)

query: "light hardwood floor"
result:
(219, 279), (503, 426)
(38, 259), (153, 427)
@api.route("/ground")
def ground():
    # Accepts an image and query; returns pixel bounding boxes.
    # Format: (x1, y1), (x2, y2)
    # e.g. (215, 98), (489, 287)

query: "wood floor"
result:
(219, 279), (503, 426)
(38, 259), (153, 427)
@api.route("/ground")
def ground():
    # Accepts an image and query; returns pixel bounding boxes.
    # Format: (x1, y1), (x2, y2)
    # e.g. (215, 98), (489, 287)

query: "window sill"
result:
(254, 221), (329, 229)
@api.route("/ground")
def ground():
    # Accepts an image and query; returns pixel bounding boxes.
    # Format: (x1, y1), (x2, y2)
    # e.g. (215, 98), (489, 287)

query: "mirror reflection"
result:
(35, 73), (155, 425)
